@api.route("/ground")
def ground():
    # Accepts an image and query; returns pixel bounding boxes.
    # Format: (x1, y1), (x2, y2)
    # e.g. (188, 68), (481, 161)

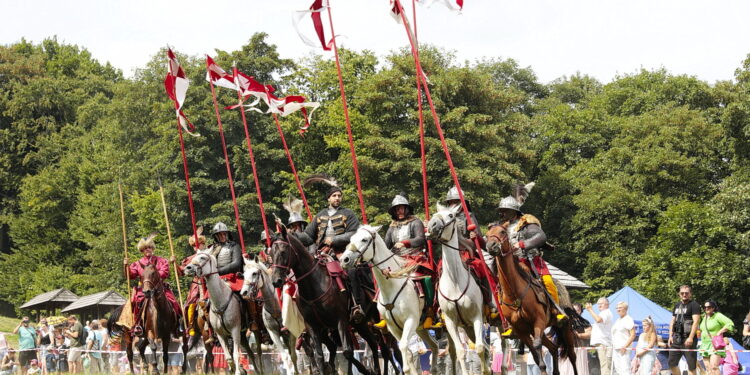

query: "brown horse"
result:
(138, 264), (183, 373)
(485, 225), (577, 375)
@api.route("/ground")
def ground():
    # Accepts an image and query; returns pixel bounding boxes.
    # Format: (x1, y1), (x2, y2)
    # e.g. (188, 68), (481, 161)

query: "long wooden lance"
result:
(326, 1), (369, 224)
(207, 65), (247, 254)
(158, 180), (188, 331)
(233, 65), (273, 249)
(118, 182), (132, 302)
(394, 0), (503, 311)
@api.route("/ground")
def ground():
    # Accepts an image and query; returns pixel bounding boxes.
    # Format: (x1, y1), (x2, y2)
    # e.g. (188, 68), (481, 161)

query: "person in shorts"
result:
(668, 285), (701, 375)
(168, 337), (183, 375)
(13, 316), (37, 375)
(64, 316), (84, 374)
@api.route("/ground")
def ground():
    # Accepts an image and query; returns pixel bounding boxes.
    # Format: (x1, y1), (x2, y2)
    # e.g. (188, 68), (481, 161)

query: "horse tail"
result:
(556, 307), (581, 360)
(108, 304), (124, 335)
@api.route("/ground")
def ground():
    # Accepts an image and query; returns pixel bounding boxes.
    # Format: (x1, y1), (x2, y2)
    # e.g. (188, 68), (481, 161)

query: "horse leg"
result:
(347, 320), (378, 375)
(231, 327), (246, 375)
(308, 328), (329, 375)
(395, 318), (417, 375)
(447, 335), (458, 375)
(472, 317), (490, 375)
(542, 334), (560, 375)
(239, 330), (258, 375)
(285, 332), (299, 375)
(137, 336), (149, 374)
(266, 312), (294, 375)
(125, 331), (135, 374)
(161, 333), (171, 375)
(416, 326), (439, 375)
(215, 333), (234, 375)
(443, 316), (468, 375)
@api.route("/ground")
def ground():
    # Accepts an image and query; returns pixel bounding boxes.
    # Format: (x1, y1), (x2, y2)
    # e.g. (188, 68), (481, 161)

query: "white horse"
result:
(340, 225), (439, 375)
(184, 251), (254, 375)
(240, 255), (305, 375)
(426, 203), (489, 375)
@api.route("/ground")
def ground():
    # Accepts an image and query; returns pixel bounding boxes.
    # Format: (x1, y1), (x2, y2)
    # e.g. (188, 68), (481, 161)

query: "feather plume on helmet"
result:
(304, 173), (342, 198)
(498, 182), (535, 212)
(137, 233), (158, 252)
(283, 195), (307, 225)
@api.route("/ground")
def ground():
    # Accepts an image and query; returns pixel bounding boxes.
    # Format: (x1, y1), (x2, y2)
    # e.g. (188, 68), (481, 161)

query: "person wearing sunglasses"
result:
(668, 285), (701, 375)
(698, 300), (734, 375)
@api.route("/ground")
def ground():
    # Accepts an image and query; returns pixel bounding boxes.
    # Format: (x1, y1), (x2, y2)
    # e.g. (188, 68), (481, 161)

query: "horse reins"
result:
(270, 239), (334, 305)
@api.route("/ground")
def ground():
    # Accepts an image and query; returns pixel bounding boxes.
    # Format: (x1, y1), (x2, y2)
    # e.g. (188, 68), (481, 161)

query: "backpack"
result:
(89, 331), (100, 351)
(78, 326), (88, 344)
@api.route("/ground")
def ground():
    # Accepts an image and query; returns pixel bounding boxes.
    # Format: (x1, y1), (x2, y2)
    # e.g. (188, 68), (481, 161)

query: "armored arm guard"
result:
(522, 223), (547, 250)
(384, 226), (396, 249)
(404, 219), (426, 249)
(218, 243), (243, 275)
(297, 220), (316, 246)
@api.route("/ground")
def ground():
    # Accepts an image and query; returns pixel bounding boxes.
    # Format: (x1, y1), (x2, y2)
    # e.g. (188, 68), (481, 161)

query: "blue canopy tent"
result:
(582, 286), (749, 374)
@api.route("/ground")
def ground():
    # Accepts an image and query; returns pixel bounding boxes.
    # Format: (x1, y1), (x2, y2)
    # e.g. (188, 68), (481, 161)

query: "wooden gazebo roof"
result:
(546, 262), (590, 289)
(20, 288), (79, 310)
(61, 290), (126, 314)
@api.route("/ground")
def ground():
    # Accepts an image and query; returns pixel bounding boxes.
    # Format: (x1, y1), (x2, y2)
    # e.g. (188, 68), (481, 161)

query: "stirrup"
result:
(133, 325), (143, 336)
(350, 305), (365, 324)
(556, 313), (568, 326)
(374, 319), (387, 329)
(423, 316), (444, 329)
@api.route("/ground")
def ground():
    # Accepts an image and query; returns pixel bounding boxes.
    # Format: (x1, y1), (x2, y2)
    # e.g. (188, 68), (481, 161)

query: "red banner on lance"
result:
(164, 48), (199, 136)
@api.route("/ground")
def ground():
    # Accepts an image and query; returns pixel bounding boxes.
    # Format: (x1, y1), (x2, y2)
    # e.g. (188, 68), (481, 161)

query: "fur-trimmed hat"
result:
(188, 226), (207, 248)
(137, 233), (157, 252)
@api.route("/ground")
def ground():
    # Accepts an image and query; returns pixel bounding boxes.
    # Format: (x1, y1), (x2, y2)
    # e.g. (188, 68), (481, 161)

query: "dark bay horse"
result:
(139, 264), (183, 373)
(269, 226), (383, 375)
(485, 225), (577, 375)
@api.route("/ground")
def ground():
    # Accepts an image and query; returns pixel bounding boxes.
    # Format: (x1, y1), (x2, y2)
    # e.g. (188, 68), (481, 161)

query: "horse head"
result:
(426, 202), (461, 242)
(341, 225), (382, 269)
(241, 253), (270, 298)
(183, 250), (217, 278)
(269, 228), (294, 288)
(485, 224), (512, 257)
(141, 264), (162, 297)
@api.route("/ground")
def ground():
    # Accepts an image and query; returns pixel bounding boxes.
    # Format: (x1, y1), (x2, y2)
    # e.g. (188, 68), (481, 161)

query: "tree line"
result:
(1, 34), (749, 324)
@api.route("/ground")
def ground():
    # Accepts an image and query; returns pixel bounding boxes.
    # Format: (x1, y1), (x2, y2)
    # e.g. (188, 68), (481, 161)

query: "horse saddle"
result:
(320, 255), (348, 292)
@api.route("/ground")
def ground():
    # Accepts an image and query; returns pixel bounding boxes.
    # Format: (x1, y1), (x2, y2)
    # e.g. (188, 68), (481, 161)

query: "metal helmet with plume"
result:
(497, 182), (535, 212)
(304, 173), (342, 198)
(283, 195), (307, 225)
(188, 226), (206, 247)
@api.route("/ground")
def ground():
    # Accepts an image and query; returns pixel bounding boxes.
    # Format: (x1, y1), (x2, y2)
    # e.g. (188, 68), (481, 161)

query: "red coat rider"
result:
(124, 234), (182, 336)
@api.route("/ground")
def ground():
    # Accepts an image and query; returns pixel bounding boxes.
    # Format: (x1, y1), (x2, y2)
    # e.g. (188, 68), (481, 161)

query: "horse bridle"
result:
(269, 239), (318, 285)
(346, 229), (399, 272)
(430, 212), (462, 252)
(191, 253), (219, 279)
(486, 229), (514, 258)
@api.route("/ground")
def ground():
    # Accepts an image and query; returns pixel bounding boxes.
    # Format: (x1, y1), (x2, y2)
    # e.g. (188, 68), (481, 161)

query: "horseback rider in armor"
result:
(207, 222), (244, 292)
(123, 234), (182, 336)
(444, 186), (500, 318)
(381, 192), (442, 329)
(496, 183), (566, 329)
(296, 174), (365, 323)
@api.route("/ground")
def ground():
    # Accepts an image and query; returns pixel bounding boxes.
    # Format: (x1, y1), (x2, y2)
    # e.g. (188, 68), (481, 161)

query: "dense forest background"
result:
(1, 34), (749, 324)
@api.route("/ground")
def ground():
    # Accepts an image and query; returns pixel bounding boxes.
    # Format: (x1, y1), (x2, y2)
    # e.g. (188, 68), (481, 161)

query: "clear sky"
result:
(2, 0), (749, 84)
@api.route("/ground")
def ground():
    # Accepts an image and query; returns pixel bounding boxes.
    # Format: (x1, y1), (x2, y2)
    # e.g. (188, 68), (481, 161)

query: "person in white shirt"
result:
(611, 302), (636, 375)
(586, 298), (614, 375)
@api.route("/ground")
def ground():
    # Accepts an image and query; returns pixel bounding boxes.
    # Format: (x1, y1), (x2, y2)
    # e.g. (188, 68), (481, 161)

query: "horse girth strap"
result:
(211, 293), (239, 316)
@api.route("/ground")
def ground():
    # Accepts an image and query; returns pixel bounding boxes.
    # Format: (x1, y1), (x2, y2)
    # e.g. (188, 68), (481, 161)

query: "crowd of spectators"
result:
(1, 284), (749, 375)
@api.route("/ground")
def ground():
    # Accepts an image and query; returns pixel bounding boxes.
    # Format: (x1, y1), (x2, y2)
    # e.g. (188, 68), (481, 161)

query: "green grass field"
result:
(0, 315), (21, 348)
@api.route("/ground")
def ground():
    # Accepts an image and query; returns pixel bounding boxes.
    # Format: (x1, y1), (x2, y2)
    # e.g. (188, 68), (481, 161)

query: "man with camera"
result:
(12, 317), (36, 375)
(63, 315), (84, 374)
(668, 285), (701, 375)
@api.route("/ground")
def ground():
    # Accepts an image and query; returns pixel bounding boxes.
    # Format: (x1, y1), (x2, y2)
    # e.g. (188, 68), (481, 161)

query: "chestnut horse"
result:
(139, 264), (183, 373)
(485, 225), (577, 375)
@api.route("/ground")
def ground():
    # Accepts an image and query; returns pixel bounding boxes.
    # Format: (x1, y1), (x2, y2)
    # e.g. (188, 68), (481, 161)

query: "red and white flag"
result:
(293, 0), (335, 50)
(164, 48), (199, 136)
(205, 55), (235, 90)
(268, 94), (320, 135)
(418, 0), (464, 11)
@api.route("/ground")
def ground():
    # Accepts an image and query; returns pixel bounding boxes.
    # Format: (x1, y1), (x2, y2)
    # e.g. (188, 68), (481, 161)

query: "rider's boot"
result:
(350, 304), (365, 324)
(541, 275), (567, 324)
(187, 303), (196, 336)
(422, 307), (443, 329)
(374, 316), (387, 329)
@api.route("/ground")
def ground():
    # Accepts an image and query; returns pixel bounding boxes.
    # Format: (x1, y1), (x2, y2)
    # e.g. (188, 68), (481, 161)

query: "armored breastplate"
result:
(213, 244), (234, 270)
(396, 224), (411, 243)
